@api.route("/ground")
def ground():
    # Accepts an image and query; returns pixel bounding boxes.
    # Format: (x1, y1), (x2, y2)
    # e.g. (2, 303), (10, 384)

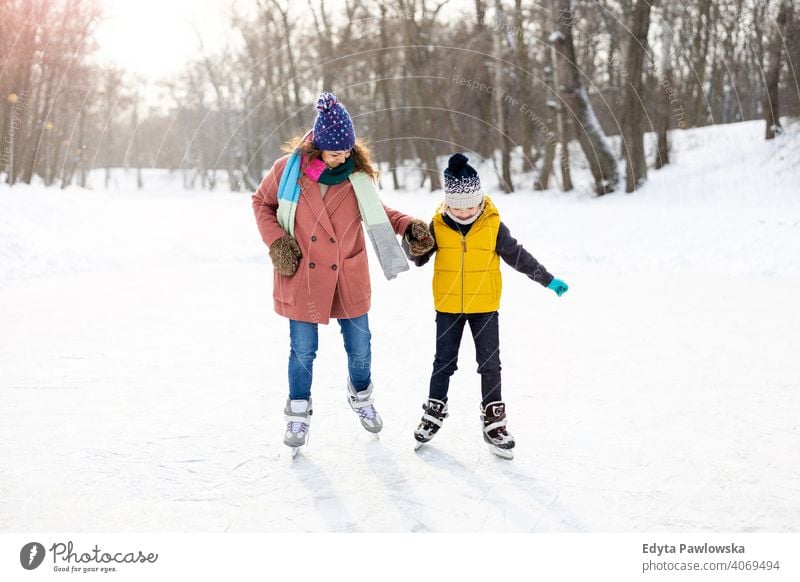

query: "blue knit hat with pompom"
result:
(444, 153), (483, 208)
(312, 92), (356, 151)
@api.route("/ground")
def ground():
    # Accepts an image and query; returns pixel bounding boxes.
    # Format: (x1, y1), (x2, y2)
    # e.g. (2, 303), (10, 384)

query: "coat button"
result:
(331, 264), (337, 271)
(311, 236), (317, 242)
(309, 262), (316, 269)
(330, 237), (336, 243)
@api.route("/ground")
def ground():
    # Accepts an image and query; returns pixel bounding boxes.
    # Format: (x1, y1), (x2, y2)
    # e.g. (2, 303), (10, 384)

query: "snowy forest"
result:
(1, 0), (798, 194)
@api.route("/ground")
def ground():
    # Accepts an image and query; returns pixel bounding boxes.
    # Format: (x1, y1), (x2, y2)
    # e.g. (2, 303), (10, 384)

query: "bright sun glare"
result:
(94, 0), (231, 79)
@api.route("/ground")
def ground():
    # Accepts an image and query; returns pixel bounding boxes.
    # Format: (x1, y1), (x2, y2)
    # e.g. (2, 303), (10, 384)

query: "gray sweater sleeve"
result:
(496, 221), (554, 287)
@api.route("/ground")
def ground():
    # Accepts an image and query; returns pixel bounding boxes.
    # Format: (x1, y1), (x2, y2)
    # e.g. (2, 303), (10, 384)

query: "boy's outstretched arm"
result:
(402, 220), (437, 266)
(496, 222), (555, 287)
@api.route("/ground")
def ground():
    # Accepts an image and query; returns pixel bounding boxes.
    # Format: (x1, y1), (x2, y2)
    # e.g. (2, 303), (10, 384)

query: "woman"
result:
(252, 92), (434, 454)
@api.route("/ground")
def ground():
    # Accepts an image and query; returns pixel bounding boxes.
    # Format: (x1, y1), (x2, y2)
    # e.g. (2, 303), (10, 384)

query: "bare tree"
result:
(7, 0), (800, 192)
(764, 0), (792, 139)
(535, 61), (571, 192)
(0, 0), (102, 187)
(396, 0), (451, 191)
(492, 0), (513, 192)
(97, 68), (125, 189)
(470, 0), (495, 161)
(620, 0), (653, 192)
(549, 45), (573, 191)
(686, 0), (713, 127)
(653, 4), (674, 169)
(513, 0), (534, 172)
(375, 1), (402, 190)
(551, 0), (618, 195)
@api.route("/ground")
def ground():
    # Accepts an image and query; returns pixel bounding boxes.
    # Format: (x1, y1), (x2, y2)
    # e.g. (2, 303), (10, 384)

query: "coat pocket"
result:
(342, 249), (371, 303)
(272, 269), (299, 306)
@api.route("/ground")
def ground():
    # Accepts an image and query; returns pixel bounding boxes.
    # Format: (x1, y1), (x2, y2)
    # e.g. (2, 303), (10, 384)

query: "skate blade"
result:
(487, 444), (514, 460)
(414, 440), (427, 451)
(288, 446), (301, 459)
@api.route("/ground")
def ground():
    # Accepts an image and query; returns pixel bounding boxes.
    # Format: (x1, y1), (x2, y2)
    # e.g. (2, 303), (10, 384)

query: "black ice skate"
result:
(481, 401), (515, 460)
(414, 398), (448, 450)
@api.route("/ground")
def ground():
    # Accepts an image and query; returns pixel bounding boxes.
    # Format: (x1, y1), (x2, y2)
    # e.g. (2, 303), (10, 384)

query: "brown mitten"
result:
(405, 219), (435, 256)
(269, 234), (302, 276)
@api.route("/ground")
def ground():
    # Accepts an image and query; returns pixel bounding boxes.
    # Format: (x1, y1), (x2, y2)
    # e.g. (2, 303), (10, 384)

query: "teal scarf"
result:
(318, 156), (355, 185)
(275, 152), (409, 280)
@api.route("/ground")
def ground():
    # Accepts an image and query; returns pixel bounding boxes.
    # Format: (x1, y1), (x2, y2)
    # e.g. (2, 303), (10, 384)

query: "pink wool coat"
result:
(252, 154), (414, 324)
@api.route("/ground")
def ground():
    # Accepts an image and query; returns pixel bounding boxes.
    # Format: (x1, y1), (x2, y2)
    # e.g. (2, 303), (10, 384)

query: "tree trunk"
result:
(558, 117), (574, 191)
(378, 2), (401, 190)
(552, 0), (616, 194)
(688, 0), (712, 127)
(549, 43), (573, 191)
(764, 0), (790, 139)
(278, 2), (305, 128)
(309, 0), (335, 91)
(535, 133), (557, 190)
(401, 1), (441, 191)
(77, 110), (88, 188)
(471, 0), (494, 159)
(654, 4), (673, 169)
(514, 0), (534, 171)
(475, 0), (486, 29)
(4, 95), (21, 185)
(717, 0), (744, 124)
(21, 78), (45, 185)
(621, 0), (652, 193)
(535, 64), (559, 190)
(493, 0), (513, 192)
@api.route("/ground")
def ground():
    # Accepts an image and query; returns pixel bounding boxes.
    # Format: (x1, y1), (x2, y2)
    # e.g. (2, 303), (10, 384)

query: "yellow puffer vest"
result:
(432, 196), (501, 313)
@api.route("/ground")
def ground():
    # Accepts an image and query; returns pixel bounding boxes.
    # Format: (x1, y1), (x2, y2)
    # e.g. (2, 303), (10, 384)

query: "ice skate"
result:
(284, 397), (312, 456)
(414, 398), (449, 450)
(346, 380), (383, 434)
(481, 401), (515, 460)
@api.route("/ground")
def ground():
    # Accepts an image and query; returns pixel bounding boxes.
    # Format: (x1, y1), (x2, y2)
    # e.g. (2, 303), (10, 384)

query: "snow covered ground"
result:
(1, 120), (799, 532)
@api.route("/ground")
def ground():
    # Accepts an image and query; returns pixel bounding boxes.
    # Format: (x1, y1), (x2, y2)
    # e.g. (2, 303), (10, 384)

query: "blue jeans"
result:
(288, 313), (372, 400)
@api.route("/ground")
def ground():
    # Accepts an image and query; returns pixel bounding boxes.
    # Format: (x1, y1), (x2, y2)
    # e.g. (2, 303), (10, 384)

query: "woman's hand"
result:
(405, 219), (435, 256)
(269, 234), (302, 276)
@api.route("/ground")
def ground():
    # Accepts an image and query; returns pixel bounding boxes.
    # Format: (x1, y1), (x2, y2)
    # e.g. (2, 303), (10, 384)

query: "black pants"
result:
(429, 311), (501, 407)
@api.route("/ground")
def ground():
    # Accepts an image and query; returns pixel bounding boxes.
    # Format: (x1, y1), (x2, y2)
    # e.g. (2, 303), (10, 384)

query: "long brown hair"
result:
(282, 133), (380, 181)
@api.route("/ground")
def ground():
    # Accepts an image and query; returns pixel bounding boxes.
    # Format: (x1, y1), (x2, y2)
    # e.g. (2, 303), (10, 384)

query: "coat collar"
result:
(321, 178), (354, 217)
(298, 176), (354, 237)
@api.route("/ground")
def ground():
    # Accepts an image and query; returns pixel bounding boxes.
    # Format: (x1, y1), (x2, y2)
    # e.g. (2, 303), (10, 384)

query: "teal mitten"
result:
(547, 278), (569, 297)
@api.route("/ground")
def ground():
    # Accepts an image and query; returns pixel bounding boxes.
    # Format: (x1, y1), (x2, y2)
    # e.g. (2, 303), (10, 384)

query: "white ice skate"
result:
(284, 398), (312, 457)
(347, 380), (383, 435)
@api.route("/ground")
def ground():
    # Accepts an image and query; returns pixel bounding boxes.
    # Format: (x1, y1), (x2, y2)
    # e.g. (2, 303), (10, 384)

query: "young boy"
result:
(404, 153), (569, 459)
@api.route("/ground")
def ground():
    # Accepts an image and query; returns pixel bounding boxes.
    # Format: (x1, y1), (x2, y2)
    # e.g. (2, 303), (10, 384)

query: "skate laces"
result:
(486, 423), (512, 444)
(287, 421), (306, 434)
(420, 418), (437, 434)
(357, 404), (377, 420)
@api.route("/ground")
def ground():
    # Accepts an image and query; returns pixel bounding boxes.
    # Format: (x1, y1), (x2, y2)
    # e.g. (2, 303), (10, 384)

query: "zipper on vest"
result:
(460, 233), (466, 312)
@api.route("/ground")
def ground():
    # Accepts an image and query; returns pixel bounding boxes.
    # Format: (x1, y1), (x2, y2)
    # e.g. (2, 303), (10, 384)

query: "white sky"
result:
(91, 0), (474, 82)
(93, 0), (237, 80)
